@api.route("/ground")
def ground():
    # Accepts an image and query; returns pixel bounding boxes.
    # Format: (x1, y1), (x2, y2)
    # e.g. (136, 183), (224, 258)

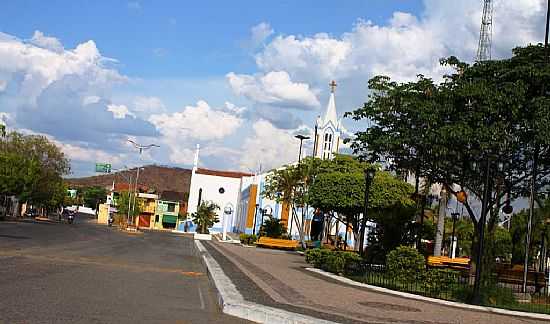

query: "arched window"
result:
(197, 188), (202, 207)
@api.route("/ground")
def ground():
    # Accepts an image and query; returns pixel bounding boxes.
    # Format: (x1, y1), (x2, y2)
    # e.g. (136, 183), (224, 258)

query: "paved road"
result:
(0, 217), (249, 324)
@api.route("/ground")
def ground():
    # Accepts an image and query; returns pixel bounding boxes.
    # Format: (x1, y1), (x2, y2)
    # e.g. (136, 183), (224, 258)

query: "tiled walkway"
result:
(204, 241), (548, 324)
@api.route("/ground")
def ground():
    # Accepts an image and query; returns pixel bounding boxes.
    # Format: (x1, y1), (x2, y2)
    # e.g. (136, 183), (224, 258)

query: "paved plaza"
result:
(204, 240), (548, 324)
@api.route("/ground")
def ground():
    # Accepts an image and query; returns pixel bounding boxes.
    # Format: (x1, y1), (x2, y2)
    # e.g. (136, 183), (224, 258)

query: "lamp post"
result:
(223, 206), (233, 241)
(295, 134), (310, 163)
(450, 212), (459, 258)
(359, 168), (376, 255)
(127, 140), (159, 227)
(252, 203), (259, 235)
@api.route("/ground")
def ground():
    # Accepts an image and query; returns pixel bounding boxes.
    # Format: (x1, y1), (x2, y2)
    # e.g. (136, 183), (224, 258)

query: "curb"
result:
(194, 240), (338, 324)
(306, 267), (550, 322)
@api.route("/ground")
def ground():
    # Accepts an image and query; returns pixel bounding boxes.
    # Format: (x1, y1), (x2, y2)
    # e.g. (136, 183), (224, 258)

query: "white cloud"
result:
(30, 30), (64, 53)
(149, 100), (243, 164)
(253, 0), (547, 85)
(226, 71), (320, 109)
(239, 119), (302, 171)
(107, 104), (135, 119)
(57, 141), (123, 165)
(133, 96), (166, 114)
(251, 22), (274, 47)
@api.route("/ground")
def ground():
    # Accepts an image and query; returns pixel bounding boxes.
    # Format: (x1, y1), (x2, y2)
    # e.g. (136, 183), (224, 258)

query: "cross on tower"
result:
(329, 80), (337, 93)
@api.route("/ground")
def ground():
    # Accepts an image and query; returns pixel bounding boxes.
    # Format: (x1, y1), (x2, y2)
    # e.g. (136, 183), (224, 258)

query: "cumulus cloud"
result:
(227, 71), (320, 109)
(239, 119), (306, 171)
(149, 100), (243, 164)
(251, 22), (274, 47)
(30, 30), (64, 53)
(133, 96), (166, 114)
(107, 104), (135, 119)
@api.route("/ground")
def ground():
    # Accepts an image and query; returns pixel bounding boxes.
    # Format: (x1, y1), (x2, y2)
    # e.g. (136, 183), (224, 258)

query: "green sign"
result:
(95, 163), (112, 173)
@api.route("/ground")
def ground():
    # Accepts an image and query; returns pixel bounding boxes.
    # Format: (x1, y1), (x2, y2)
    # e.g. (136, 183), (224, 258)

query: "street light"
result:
(127, 140), (159, 228)
(450, 212), (460, 258)
(223, 205), (233, 241)
(252, 203), (259, 236)
(295, 134), (310, 163)
(359, 168), (376, 255)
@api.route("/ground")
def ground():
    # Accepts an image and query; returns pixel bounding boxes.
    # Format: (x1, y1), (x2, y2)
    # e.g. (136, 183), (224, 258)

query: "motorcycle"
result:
(108, 215), (114, 227)
(67, 213), (75, 224)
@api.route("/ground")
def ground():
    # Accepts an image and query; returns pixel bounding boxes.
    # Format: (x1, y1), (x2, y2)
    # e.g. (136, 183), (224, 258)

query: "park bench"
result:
(495, 266), (547, 292)
(427, 256), (470, 270)
(256, 237), (299, 250)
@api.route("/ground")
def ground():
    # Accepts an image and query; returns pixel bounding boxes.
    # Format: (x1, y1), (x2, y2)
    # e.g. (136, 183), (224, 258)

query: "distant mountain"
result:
(66, 165), (192, 196)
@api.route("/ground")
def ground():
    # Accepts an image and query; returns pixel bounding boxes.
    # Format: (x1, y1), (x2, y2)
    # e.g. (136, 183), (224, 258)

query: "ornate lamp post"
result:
(450, 212), (460, 258)
(359, 168), (376, 255)
(223, 205), (233, 241)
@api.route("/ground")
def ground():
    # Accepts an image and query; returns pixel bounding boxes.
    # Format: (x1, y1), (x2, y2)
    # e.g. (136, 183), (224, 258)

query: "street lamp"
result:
(295, 134), (310, 163)
(359, 168), (376, 255)
(223, 206), (233, 241)
(252, 204), (259, 236)
(127, 140), (159, 227)
(450, 212), (460, 258)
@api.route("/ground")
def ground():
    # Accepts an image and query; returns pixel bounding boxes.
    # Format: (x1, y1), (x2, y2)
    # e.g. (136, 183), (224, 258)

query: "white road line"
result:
(198, 286), (205, 310)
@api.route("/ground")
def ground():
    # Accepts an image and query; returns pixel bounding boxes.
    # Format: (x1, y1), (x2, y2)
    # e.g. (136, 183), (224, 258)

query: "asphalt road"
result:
(0, 216), (250, 324)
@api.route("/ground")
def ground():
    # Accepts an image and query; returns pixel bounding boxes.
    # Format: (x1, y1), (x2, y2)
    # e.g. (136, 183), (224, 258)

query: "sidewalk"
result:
(203, 241), (548, 324)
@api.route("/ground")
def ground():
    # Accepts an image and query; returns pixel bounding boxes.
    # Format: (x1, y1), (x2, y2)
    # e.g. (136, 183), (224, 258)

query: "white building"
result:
(186, 144), (254, 233)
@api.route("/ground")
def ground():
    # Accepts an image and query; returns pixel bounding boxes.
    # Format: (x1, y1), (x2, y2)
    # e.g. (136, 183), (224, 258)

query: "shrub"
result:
(305, 249), (363, 275)
(305, 248), (332, 268)
(259, 217), (287, 238)
(422, 268), (459, 296)
(386, 246), (425, 285)
(239, 234), (257, 245)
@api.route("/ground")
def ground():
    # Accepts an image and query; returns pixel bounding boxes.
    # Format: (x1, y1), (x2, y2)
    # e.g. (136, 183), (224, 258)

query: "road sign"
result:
(95, 163), (112, 173)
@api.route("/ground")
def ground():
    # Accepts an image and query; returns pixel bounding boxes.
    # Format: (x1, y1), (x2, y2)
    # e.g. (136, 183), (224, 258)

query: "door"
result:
(138, 215), (151, 228)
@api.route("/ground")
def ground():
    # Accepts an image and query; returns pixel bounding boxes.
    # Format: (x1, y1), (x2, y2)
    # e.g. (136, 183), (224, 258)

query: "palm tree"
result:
(193, 201), (220, 234)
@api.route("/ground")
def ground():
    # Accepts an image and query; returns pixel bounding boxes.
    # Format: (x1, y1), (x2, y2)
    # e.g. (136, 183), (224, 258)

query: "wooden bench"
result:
(256, 237), (299, 250)
(427, 256), (470, 270)
(495, 266), (547, 292)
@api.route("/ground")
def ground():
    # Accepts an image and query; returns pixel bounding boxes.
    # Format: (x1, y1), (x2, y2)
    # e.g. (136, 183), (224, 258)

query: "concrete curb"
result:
(306, 267), (550, 322)
(194, 240), (338, 324)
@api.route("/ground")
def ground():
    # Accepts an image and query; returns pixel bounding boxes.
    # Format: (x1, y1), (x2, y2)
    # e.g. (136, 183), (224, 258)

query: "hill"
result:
(66, 165), (192, 196)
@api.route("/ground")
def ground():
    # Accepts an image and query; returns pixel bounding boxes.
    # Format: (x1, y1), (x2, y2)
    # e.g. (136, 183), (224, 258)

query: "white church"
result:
(312, 80), (342, 161)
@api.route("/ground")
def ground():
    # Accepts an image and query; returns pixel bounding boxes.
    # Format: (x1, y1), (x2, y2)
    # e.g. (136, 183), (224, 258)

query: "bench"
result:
(428, 256), (470, 270)
(495, 266), (547, 292)
(256, 237), (299, 250)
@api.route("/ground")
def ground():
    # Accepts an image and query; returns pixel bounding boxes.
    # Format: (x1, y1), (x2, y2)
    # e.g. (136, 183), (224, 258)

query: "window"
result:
(155, 215), (159, 222)
(197, 188), (202, 207)
(324, 133), (329, 141)
(167, 203), (175, 212)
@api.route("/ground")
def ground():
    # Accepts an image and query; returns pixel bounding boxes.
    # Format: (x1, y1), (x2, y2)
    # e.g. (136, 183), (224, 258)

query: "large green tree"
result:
(0, 130), (70, 213)
(82, 186), (108, 209)
(347, 45), (550, 286)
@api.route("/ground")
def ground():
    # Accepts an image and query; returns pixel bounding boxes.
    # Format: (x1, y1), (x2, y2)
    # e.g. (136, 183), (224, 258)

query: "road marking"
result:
(198, 286), (205, 310)
(181, 271), (203, 277)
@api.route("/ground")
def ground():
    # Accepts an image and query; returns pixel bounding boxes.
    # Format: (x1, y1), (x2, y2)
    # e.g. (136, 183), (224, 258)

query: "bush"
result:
(305, 248), (332, 268)
(452, 284), (517, 306)
(422, 268), (459, 296)
(305, 249), (363, 275)
(386, 246), (425, 284)
(259, 217), (287, 238)
(239, 234), (257, 245)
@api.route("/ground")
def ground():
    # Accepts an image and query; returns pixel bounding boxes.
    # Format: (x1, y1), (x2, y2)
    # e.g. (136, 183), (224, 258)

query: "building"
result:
(185, 144), (254, 233)
(152, 193), (180, 230)
(313, 80), (342, 160)
(135, 192), (158, 228)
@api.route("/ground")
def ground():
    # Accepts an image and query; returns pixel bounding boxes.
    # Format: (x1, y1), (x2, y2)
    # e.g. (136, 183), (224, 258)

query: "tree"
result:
(0, 130), (70, 214)
(259, 217), (287, 238)
(192, 201), (219, 234)
(82, 186), (108, 209)
(115, 191), (142, 225)
(347, 45), (550, 287)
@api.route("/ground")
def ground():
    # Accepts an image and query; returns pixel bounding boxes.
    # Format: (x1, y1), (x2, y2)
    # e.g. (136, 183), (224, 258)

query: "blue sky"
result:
(0, 0), (546, 177)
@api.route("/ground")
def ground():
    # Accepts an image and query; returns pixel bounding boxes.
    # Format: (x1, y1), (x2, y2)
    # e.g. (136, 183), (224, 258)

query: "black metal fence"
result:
(345, 263), (550, 315)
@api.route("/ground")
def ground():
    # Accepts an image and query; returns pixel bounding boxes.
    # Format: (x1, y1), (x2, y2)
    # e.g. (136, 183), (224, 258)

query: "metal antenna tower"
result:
(476, 0), (493, 61)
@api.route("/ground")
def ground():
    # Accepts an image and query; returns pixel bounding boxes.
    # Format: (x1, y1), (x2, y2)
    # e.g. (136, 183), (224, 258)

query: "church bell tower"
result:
(313, 80), (341, 160)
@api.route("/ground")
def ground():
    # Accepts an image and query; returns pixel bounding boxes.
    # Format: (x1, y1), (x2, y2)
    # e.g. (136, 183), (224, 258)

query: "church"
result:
(312, 80), (342, 160)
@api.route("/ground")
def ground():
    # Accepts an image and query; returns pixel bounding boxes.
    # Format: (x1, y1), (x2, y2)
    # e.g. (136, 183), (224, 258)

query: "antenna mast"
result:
(476, 0), (493, 61)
